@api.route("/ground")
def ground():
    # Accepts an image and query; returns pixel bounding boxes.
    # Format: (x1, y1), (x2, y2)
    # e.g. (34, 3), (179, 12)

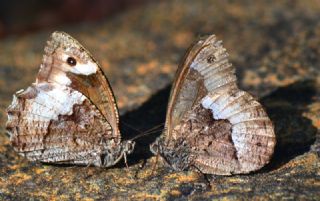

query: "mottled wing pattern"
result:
(38, 32), (120, 136)
(6, 32), (134, 167)
(6, 83), (122, 166)
(151, 35), (275, 175)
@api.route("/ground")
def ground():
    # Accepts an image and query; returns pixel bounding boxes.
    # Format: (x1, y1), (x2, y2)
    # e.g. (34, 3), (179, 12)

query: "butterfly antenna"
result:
(121, 121), (142, 133)
(129, 128), (164, 141)
(129, 123), (164, 141)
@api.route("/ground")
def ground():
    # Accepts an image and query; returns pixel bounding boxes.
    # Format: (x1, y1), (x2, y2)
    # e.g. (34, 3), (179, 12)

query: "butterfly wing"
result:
(163, 36), (238, 141)
(152, 35), (275, 175)
(37, 31), (120, 136)
(6, 32), (132, 167)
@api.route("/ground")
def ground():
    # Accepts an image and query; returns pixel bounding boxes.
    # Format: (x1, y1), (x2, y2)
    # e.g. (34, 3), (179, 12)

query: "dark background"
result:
(0, 0), (148, 38)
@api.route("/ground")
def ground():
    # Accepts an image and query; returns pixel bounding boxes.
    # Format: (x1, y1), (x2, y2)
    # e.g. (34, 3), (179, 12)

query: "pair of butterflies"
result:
(6, 32), (275, 175)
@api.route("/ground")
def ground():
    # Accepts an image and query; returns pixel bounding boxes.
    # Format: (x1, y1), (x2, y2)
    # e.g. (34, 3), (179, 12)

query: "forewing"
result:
(37, 31), (120, 137)
(164, 35), (236, 142)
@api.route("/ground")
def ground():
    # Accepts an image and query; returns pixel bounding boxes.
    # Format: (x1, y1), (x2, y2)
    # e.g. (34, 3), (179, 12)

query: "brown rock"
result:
(0, 0), (319, 200)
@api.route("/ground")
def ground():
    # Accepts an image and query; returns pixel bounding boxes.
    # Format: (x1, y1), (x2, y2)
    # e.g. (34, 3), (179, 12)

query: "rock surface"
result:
(0, 0), (320, 200)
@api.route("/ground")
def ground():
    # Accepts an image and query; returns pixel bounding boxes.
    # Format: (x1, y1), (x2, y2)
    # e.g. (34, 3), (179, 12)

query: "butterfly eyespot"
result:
(66, 57), (77, 66)
(207, 55), (216, 63)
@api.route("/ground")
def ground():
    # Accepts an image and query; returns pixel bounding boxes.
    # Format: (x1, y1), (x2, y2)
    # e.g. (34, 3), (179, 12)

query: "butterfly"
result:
(6, 31), (135, 167)
(150, 35), (276, 175)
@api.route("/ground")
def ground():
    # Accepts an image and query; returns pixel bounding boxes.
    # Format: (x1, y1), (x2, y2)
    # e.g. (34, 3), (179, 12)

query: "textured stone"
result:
(0, 0), (320, 200)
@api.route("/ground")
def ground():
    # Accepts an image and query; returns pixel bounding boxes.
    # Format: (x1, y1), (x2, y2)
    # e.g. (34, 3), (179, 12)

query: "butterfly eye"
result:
(66, 57), (77, 66)
(206, 55), (216, 63)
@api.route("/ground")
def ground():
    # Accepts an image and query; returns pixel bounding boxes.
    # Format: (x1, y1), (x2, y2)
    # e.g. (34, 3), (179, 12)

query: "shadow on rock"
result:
(119, 80), (318, 169)
(261, 79), (318, 170)
(119, 85), (171, 165)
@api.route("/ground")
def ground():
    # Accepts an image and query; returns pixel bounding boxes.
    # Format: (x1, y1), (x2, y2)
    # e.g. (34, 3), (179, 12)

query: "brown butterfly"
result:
(150, 35), (276, 175)
(6, 31), (135, 167)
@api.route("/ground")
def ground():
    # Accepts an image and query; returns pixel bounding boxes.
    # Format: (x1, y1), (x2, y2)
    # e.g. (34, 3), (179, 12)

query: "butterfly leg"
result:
(189, 164), (212, 189)
(150, 153), (160, 177)
(133, 159), (147, 178)
(123, 152), (129, 170)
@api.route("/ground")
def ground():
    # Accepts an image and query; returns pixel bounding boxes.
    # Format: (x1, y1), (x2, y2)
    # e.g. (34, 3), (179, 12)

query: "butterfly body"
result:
(6, 32), (134, 167)
(151, 35), (276, 175)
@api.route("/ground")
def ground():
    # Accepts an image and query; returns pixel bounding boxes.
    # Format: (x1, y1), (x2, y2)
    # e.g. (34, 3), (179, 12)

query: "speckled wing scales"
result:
(151, 35), (276, 175)
(7, 83), (119, 166)
(6, 31), (134, 167)
(38, 32), (120, 136)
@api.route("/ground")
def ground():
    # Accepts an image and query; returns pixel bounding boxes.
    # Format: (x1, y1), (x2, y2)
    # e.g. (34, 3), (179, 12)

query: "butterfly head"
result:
(149, 137), (161, 155)
(122, 140), (135, 155)
(149, 137), (192, 171)
(37, 31), (100, 85)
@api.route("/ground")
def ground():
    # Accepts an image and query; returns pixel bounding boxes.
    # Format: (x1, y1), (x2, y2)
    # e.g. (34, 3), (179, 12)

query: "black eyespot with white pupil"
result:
(207, 55), (216, 63)
(67, 57), (77, 66)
